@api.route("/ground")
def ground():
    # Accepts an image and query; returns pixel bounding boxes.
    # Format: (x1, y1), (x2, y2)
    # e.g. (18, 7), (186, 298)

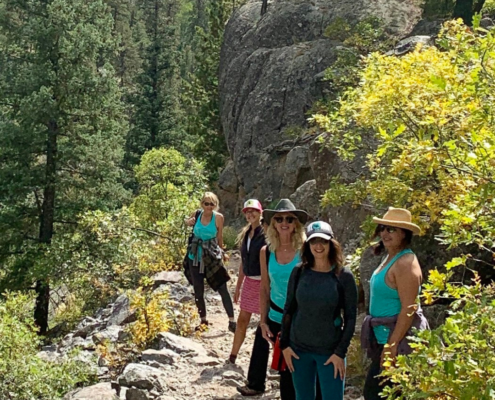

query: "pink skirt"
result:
(240, 276), (261, 314)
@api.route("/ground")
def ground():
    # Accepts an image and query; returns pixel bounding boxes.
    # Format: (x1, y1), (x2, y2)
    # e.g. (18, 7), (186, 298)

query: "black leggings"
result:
(364, 345), (393, 400)
(189, 262), (234, 319)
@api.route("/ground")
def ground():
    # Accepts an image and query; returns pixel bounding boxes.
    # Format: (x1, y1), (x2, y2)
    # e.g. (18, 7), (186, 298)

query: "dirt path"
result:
(169, 253), (364, 400)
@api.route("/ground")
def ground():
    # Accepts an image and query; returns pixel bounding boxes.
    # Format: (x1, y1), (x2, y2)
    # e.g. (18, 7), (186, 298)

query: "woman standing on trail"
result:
(361, 207), (429, 400)
(238, 199), (316, 399)
(185, 192), (236, 332)
(280, 221), (358, 400)
(228, 199), (266, 364)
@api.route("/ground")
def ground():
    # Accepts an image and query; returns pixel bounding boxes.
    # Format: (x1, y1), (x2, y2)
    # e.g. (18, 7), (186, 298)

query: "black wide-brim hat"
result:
(262, 199), (308, 225)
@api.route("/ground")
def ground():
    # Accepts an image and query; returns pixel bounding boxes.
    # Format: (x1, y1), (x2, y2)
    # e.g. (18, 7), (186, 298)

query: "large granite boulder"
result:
(218, 0), (422, 221)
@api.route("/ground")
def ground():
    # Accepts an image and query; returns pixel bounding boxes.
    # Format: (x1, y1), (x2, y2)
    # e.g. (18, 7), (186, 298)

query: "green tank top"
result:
(369, 249), (414, 344)
(268, 251), (301, 324)
(188, 211), (217, 261)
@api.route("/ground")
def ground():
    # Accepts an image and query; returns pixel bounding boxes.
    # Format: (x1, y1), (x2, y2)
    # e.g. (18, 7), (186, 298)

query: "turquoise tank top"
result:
(370, 249), (414, 344)
(268, 251), (301, 324)
(188, 211), (218, 260)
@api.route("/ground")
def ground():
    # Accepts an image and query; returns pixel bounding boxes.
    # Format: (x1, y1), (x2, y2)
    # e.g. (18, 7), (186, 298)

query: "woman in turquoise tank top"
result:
(237, 199), (316, 400)
(185, 192), (235, 332)
(363, 207), (424, 400)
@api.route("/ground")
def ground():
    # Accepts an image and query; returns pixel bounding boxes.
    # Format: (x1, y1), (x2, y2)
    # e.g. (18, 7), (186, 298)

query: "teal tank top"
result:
(268, 251), (301, 324)
(188, 211), (218, 260)
(370, 248), (414, 344)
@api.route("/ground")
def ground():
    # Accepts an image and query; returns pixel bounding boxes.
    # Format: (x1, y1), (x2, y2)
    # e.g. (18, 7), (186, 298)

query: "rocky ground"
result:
(55, 252), (364, 400)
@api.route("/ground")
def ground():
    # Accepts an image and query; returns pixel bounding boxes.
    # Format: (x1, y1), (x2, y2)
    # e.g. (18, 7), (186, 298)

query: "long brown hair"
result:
(300, 238), (344, 274)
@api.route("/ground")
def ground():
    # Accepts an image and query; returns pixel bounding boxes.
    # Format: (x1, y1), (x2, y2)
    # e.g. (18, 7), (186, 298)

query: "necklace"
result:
(279, 243), (292, 252)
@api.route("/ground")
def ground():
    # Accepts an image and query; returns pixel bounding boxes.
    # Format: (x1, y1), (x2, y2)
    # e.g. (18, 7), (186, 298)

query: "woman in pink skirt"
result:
(228, 199), (266, 364)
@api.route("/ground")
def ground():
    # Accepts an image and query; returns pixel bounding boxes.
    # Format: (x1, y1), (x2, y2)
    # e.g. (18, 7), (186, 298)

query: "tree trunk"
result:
(35, 119), (58, 335)
(261, 0), (268, 15)
(454, 0), (474, 25)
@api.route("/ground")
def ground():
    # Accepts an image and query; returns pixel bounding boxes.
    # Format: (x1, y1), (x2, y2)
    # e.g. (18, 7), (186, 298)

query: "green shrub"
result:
(222, 226), (238, 250)
(0, 292), (95, 399)
(381, 283), (495, 400)
(483, 0), (495, 16)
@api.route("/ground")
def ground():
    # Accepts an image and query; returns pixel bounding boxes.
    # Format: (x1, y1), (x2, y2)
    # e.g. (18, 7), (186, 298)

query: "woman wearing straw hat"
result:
(237, 199), (312, 399)
(228, 199), (266, 364)
(362, 207), (429, 400)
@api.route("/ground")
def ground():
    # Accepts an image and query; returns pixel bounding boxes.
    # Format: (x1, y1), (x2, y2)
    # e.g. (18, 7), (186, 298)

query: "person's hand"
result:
(324, 354), (346, 380)
(222, 251), (230, 262)
(380, 343), (398, 368)
(282, 347), (299, 373)
(234, 286), (241, 303)
(185, 217), (196, 227)
(260, 322), (274, 344)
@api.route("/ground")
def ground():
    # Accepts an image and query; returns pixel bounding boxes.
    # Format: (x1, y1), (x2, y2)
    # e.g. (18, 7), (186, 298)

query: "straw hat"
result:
(372, 207), (421, 235)
(262, 199), (308, 225)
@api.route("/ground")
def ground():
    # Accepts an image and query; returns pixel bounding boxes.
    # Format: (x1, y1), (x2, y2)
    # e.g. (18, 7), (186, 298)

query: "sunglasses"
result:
(378, 225), (397, 233)
(203, 202), (216, 207)
(309, 237), (329, 245)
(273, 216), (297, 224)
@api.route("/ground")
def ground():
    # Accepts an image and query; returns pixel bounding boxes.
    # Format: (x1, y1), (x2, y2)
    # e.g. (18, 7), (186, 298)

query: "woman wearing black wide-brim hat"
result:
(238, 199), (321, 399)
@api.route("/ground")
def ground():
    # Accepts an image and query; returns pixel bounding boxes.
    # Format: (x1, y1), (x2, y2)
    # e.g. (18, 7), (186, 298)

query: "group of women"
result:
(185, 192), (428, 400)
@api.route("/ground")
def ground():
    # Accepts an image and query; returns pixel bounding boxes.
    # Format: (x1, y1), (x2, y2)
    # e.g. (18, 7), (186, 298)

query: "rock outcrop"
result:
(218, 0), (422, 227)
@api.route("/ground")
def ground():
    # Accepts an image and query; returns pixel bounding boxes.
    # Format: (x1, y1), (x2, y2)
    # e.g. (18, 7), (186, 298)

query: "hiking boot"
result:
(228, 320), (237, 333)
(237, 385), (264, 396)
(226, 354), (237, 364)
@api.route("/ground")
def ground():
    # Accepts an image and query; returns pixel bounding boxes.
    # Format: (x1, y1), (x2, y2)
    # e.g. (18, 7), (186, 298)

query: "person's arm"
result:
(185, 210), (198, 227)
(333, 269), (358, 358)
(215, 213), (224, 248)
(383, 254), (422, 363)
(259, 246), (274, 343)
(234, 264), (245, 304)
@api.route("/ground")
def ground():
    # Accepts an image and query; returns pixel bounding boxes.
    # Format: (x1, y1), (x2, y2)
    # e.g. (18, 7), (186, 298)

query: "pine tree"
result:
(0, 0), (128, 333)
(183, 0), (232, 181)
(124, 0), (186, 169)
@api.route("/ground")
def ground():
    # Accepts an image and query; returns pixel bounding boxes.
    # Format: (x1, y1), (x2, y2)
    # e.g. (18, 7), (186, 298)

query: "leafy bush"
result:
(128, 283), (198, 349)
(131, 147), (207, 265)
(381, 283), (495, 400)
(483, 0), (495, 15)
(0, 292), (95, 399)
(314, 19), (495, 268)
(312, 19), (495, 400)
(222, 226), (238, 250)
(129, 287), (171, 348)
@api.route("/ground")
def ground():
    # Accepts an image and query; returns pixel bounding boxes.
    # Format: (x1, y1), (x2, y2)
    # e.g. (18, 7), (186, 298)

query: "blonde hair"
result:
(235, 210), (262, 247)
(266, 215), (306, 252)
(201, 192), (220, 211)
